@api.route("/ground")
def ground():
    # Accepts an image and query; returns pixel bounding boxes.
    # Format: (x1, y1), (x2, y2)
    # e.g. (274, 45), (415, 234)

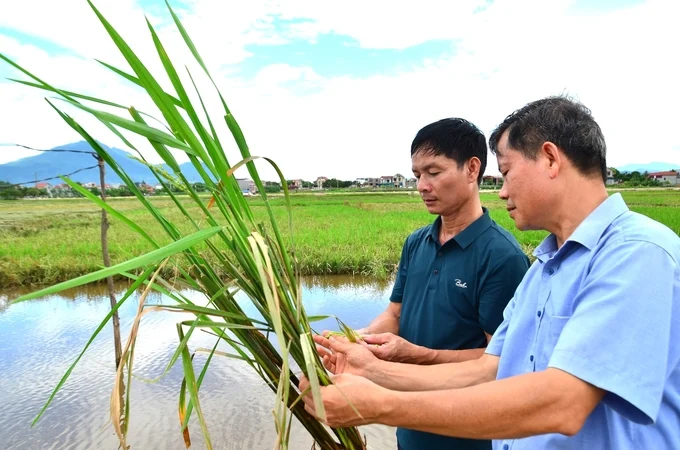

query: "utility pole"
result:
(96, 155), (123, 368)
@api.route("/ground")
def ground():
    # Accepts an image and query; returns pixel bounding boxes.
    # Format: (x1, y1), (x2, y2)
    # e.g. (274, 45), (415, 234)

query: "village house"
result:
(648, 170), (680, 185)
(379, 175), (394, 187)
(314, 174), (415, 190)
(134, 182), (156, 195)
(482, 175), (502, 187)
(354, 174), (415, 189)
(606, 168), (617, 185)
(237, 178), (257, 193)
(365, 177), (380, 188)
(52, 183), (71, 192)
(288, 179), (303, 190)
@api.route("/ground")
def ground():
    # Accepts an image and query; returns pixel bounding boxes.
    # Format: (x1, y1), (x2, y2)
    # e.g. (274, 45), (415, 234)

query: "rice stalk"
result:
(2, 1), (367, 449)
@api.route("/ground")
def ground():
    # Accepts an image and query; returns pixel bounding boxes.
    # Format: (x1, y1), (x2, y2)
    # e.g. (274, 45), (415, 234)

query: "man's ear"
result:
(540, 142), (562, 179)
(467, 157), (482, 183)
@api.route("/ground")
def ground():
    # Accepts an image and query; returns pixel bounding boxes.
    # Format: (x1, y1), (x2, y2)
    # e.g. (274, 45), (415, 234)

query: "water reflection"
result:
(0, 276), (397, 450)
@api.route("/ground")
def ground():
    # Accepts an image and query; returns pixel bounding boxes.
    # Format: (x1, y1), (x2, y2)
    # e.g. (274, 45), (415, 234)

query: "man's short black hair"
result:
(489, 96), (607, 182)
(411, 118), (488, 185)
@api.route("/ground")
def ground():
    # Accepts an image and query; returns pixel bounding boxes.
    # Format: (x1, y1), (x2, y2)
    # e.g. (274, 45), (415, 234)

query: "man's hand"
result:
(299, 373), (391, 428)
(361, 332), (425, 363)
(313, 334), (378, 377)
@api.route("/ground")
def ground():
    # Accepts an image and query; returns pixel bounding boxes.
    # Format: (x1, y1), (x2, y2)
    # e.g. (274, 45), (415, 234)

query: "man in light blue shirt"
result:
(486, 191), (680, 449)
(300, 96), (680, 449)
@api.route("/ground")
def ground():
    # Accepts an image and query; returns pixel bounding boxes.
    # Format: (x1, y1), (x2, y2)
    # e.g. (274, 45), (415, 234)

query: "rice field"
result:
(1, 189), (678, 288)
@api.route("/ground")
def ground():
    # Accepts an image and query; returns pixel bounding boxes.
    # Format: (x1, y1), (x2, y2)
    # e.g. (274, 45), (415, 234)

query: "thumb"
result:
(329, 372), (351, 384)
(362, 333), (392, 345)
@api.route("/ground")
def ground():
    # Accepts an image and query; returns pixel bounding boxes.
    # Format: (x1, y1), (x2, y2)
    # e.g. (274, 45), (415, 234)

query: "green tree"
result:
(0, 181), (21, 200)
(322, 178), (352, 189)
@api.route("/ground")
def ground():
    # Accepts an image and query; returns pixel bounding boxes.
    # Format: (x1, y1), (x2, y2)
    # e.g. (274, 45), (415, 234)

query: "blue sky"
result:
(237, 33), (457, 80)
(0, 27), (78, 60)
(0, 0), (677, 180)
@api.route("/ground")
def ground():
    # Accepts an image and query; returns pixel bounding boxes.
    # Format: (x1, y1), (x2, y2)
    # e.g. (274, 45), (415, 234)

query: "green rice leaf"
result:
(300, 333), (326, 422)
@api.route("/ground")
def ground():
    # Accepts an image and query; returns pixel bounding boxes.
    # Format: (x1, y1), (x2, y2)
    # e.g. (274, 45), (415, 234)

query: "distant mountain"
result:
(0, 141), (208, 185)
(617, 162), (679, 173)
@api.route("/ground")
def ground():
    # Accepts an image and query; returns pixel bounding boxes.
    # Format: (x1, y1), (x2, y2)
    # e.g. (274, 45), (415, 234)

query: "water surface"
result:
(0, 276), (398, 450)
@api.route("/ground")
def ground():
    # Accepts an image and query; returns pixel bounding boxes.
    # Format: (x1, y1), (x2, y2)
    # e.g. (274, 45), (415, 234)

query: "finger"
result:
(303, 395), (316, 413)
(313, 334), (333, 350)
(365, 345), (383, 357)
(321, 330), (332, 337)
(328, 336), (359, 353)
(315, 344), (332, 358)
(298, 375), (310, 392)
(305, 403), (323, 421)
(332, 334), (351, 344)
(328, 373), (348, 383)
(362, 333), (390, 345)
(322, 354), (334, 372)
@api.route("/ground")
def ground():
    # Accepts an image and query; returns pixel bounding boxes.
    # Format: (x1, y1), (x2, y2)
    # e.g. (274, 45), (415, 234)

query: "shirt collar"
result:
(428, 208), (492, 249)
(534, 193), (629, 261)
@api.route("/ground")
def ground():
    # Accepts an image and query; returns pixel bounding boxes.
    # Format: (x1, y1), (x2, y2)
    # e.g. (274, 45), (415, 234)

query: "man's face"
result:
(411, 150), (471, 216)
(496, 131), (549, 230)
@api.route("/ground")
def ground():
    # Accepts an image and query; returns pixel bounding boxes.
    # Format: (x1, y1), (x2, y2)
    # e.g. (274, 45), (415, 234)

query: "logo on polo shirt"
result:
(455, 279), (467, 288)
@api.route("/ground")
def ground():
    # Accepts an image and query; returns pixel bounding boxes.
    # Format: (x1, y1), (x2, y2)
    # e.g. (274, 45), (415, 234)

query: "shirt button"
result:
(503, 445), (509, 450)
(530, 355), (534, 362)
(433, 269), (439, 275)
(437, 251), (442, 257)
(537, 311), (542, 318)
(548, 268), (554, 275)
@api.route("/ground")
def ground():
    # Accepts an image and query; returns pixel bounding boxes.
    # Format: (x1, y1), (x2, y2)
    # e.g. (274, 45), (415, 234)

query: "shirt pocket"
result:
(535, 315), (570, 370)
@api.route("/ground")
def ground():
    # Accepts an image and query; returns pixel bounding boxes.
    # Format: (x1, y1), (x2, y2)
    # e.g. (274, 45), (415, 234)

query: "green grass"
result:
(1, 189), (679, 288)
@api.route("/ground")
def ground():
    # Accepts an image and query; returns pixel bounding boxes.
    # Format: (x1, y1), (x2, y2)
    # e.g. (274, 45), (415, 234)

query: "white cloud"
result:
(1, 0), (678, 181)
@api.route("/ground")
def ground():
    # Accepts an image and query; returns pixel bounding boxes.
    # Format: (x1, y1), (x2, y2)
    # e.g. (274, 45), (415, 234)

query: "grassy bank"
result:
(1, 190), (678, 288)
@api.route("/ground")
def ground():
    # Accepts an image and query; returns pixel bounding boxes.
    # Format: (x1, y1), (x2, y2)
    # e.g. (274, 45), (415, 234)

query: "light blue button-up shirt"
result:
(486, 193), (680, 449)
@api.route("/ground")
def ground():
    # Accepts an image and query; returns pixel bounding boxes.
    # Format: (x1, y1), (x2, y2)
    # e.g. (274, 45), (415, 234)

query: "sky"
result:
(0, 0), (678, 181)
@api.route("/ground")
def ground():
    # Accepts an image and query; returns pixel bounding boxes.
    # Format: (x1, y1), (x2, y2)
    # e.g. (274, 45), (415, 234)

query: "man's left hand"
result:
(361, 332), (425, 363)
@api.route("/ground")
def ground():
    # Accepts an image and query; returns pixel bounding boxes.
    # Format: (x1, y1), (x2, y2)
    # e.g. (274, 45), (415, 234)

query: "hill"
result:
(0, 141), (206, 185)
(617, 162), (679, 173)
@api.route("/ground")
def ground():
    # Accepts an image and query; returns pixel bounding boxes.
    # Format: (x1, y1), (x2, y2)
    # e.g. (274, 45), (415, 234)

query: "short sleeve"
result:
(478, 252), (529, 334)
(548, 240), (677, 424)
(485, 294), (518, 357)
(389, 237), (411, 303)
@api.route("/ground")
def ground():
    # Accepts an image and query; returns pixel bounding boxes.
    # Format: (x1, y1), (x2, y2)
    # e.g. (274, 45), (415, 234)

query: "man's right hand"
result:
(313, 334), (378, 377)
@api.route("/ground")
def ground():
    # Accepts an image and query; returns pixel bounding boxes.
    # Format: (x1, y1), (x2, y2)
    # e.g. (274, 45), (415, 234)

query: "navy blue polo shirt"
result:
(390, 208), (530, 450)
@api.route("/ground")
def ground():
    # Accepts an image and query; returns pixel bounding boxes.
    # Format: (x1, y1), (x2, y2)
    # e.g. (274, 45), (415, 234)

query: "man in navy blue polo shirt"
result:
(344, 118), (530, 450)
